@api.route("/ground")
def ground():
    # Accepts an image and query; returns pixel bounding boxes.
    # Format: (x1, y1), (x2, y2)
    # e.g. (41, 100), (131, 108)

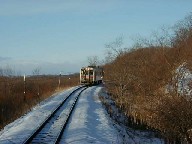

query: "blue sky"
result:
(0, 0), (192, 75)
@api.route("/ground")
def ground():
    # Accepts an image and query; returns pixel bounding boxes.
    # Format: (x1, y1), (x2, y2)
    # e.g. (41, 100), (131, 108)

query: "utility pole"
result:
(58, 72), (61, 89)
(24, 74), (26, 102)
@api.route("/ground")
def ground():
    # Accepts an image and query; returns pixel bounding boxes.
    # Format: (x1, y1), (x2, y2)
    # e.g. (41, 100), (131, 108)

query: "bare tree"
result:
(3, 65), (15, 77)
(151, 26), (173, 47)
(0, 67), (3, 76)
(32, 67), (41, 75)
(87, 56), (99, 66)
(131, 26), (173, 48)
(105, 36), (127, 63)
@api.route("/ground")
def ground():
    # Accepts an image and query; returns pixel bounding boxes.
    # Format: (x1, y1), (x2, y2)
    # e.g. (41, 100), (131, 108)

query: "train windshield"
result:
(81, 69), (88, 75)
(81, 69), (93, 75)
(89, 70), (93, 75)
(81, 69), (84, 75)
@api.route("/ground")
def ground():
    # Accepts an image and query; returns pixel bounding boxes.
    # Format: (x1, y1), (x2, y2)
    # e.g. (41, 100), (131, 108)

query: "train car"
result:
(80, 66), (103, 85)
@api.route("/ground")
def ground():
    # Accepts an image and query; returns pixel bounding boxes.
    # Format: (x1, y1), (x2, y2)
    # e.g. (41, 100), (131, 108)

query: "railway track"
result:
(23, 86), (87, 144)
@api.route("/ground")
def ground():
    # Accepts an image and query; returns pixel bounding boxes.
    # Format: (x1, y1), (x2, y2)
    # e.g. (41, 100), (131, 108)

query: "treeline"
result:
(103, 14), (192, 143)
(0, 74), (79, 129)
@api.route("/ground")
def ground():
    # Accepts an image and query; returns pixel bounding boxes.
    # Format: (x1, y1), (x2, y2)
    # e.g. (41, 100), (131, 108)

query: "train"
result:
(80, 66), (104, 85)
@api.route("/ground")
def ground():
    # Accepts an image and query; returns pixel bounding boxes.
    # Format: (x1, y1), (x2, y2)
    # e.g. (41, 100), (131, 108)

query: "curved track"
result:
(23, 86), (87, 144)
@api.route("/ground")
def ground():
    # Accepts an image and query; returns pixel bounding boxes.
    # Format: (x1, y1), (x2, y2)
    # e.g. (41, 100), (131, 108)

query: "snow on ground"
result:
(176, 62), (192, 96)
(60, 85), (164, 144)
(166, 62), (192, 97)
(60, 85), (122, 143)
(0, 86), (80, 144)
(0, 85), (164, 144)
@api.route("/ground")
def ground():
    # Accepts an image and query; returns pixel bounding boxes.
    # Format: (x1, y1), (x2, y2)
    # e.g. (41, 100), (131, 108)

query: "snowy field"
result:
(0, 85), (164, 143)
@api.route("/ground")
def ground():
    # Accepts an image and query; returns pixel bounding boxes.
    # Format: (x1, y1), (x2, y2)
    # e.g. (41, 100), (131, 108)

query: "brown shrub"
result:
(154, 96), (192, 142)
(103, 13), (192, 142)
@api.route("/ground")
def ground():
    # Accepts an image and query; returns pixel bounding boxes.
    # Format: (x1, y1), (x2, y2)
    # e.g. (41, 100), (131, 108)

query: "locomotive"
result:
(80, 66), (103, 85)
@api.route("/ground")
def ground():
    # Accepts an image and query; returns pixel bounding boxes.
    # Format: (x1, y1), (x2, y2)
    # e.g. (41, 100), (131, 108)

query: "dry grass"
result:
(0, 74), (79, 129)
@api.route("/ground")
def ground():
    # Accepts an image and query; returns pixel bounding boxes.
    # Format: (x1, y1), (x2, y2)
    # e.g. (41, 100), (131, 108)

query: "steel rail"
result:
(23, 85), (86, 144)
(55, 87), (87, 143)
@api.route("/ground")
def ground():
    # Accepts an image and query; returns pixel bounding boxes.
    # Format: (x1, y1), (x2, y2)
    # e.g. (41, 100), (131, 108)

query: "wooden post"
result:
(24, 74), (26, 102)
